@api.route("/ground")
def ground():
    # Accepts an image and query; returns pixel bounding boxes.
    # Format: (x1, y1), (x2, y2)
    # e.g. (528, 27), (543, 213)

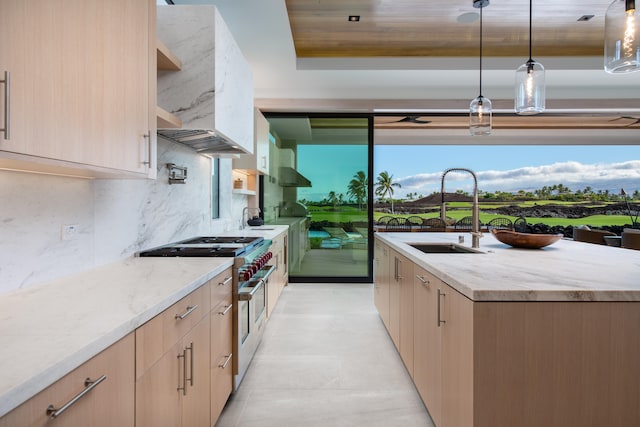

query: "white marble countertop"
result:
(0, 256), (232, 418)
(237, 224), (289, 240)
(376, 232), (640, 302)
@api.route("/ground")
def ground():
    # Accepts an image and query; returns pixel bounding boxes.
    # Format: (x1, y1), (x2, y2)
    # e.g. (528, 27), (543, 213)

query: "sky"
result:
(296, 144), (640, 202)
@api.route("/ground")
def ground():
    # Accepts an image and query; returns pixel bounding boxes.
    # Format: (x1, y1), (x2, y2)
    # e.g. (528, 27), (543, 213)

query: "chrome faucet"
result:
(440, 168), (482, 248)
(241, 207), (261, 230)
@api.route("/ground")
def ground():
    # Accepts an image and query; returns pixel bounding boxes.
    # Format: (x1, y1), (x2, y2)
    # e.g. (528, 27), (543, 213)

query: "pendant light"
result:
(470, 0), (492, 136)
(515, 0), (545, 115)
(604, 0), (640, 73)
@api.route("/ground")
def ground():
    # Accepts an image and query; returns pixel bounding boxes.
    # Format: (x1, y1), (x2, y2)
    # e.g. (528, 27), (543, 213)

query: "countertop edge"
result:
(375, 232), (640, 302)
(0, 258), (233, 418)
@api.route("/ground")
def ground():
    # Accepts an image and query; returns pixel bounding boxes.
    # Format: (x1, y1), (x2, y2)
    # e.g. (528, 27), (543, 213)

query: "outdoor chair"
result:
(375, 216), (394, 231)
(573, 227), (617, 245)
(487, 217), (514, 230)
(385, 217), (411, 232)
(453, 216), (480, 231)
(422, 217), (446, 232)
(405, 216), (425, 231)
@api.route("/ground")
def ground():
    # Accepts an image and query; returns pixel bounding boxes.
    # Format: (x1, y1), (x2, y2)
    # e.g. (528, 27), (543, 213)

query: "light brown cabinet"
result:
(0, 0), (156, 179)
(135, 268), (234, 427)
(373, 240), (390, 328)
(210, 269), (234, 422)
(267, 231), (288, 318)
(0, 333), (135, 427)
(412, 265), (443, 427)
(377, 245), (413, 375)
(376, 237), (640, 427)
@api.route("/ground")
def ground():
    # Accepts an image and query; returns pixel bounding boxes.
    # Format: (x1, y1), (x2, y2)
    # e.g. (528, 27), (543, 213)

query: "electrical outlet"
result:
(62, 224), (79, 241)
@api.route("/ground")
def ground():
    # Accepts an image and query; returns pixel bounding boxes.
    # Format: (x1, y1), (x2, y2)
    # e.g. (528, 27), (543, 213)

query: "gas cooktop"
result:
(138, 236), (264, 257)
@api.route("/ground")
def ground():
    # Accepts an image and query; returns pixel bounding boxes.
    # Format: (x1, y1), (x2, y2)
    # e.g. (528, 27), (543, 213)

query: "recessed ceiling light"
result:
(577, 15), (595, 21)
(348, 15), (360, 22)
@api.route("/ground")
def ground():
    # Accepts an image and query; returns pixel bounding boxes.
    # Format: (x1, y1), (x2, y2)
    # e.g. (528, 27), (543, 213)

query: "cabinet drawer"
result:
(210, 268), (233, 309)
(210, 300), (233, 422)
(136, 284), (210, 377)
(0, 334), (135, 427)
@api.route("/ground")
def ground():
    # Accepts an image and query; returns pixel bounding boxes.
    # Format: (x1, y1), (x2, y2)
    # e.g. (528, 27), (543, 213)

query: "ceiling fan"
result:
(376, 115), (432, 125)
(608, 116), (640, 127)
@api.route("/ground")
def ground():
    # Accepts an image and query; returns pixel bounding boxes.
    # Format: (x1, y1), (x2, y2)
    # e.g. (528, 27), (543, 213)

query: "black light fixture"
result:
(604, 0), (640, 73)
(514, 0), (545, 115)
(469, 0), (491, 136)
(348, 15), (360, 22)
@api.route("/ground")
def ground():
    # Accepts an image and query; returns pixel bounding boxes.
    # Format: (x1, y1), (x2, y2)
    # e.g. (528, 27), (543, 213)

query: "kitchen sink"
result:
(408, 243), (483, 254)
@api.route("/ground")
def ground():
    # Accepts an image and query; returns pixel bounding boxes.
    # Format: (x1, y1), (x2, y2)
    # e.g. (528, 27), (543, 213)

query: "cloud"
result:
(395, 160), (640, 196)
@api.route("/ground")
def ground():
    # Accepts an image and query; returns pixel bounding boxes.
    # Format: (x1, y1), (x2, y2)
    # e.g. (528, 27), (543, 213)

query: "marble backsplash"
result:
(0, 138), (245, 294)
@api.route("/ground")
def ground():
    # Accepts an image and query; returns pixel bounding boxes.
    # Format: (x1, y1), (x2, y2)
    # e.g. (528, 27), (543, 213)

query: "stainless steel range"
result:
(139, 236), (274, 390)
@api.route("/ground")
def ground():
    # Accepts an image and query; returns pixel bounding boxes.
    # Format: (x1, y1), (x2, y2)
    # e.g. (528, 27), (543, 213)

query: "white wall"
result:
(0, 138), (247, 294)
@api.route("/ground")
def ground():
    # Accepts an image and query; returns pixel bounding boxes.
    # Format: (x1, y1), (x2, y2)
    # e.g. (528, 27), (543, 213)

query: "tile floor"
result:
(215, 283), (434, 427)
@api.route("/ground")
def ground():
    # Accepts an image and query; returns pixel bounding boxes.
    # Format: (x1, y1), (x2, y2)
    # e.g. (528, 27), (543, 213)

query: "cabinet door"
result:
(373, 240), (390, 328)
(388, 251), (402, 348)
(136, 315), (210, 427)
(413, 266), (443, 427)
(440, 283), (474, 427)
(0, 0), (154, 177)
(0, 334), (135, 427)
(397, 251), (414, 376)
(181, 317), (211, 427)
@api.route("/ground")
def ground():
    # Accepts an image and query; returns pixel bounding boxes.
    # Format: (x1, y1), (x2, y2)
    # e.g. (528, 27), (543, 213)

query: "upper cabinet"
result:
(233, 109), (270, 175)
(0, 0), (157, 179)
(157, 5), (254, 157)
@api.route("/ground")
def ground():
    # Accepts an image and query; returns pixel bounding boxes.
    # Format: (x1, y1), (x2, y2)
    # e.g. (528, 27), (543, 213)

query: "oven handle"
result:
(257, 264), (276, 281)
(238, 279), (265, 301)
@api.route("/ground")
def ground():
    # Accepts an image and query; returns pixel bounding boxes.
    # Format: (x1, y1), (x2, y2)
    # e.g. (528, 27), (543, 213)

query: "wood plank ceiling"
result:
(283, 1), (640, 132)
(285, 0), (609, 58)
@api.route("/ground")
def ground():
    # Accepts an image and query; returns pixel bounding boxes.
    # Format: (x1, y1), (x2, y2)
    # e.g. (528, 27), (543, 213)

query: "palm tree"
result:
(327, 191), (339, 209)
(375, 171), (401, 213)
(347, 170), (367, 210)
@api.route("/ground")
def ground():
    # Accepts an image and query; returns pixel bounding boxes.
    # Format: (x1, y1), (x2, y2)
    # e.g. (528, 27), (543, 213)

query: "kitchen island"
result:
(375, 232), (640, 427)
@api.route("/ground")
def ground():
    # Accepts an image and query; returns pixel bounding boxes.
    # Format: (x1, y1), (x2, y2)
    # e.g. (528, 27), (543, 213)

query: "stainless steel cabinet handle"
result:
(177, 350), (187, 395)
(416, 275), (429, 286)
(1, 71), (9, 140)
(218, 304), (233, 316)
(219, 276), (232, 287)
(219, 353), (233, 369)
(395, 258), (403, 280)
(186, 343), (194, 387)
(142, 131), (151, 166)
(46, 375), (106, 418)
(437, 289), (446, 327)
(175, 304), (198, 320)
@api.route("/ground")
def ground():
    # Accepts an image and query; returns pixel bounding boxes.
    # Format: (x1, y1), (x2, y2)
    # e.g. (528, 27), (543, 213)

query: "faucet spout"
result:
(241, 207), (261, 230)
(440, 168), (481, 248)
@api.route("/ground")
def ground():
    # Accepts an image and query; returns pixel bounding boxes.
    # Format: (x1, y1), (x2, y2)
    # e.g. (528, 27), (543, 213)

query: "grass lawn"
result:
(306, 202), (632, 228)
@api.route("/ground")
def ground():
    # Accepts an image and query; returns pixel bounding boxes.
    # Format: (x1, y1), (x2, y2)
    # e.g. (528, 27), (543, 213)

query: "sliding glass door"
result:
(261, 114), (372, 282)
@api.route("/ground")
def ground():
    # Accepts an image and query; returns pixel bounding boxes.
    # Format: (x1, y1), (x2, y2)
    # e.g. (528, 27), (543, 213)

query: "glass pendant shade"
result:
(469, 95), (492, 136)
(604, 0), (640, 73)
(515, 59), (545, 114)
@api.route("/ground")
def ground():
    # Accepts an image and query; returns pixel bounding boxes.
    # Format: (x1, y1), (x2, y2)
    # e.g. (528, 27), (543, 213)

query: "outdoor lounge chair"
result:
(322, 226), (360, 248)
(487, 217), (514, 230)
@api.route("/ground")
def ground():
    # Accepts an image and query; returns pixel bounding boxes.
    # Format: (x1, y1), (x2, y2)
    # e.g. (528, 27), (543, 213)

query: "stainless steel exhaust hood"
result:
(279, 167), (312, 187)
(157, 129), (249, 156)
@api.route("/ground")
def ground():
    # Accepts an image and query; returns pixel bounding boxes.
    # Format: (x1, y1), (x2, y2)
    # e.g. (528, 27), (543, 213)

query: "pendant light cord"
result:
(528, 0), (533, 62)
(479, 4), (483, 97)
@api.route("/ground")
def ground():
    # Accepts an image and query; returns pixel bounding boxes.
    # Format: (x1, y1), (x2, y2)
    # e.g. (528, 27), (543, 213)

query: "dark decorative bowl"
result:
(490, 229), (563, 249)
